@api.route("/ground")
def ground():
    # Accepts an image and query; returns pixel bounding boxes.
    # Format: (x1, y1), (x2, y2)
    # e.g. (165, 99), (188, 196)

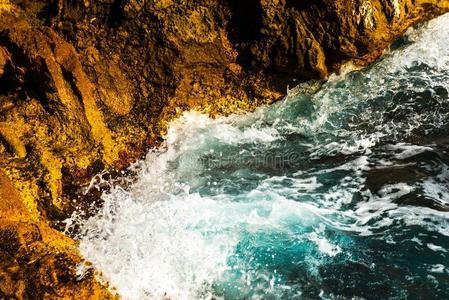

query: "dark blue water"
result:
(69, 14), (449, 300)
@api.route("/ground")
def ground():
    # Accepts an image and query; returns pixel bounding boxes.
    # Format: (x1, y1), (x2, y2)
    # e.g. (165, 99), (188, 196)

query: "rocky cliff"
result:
(1, 0), (448, 298)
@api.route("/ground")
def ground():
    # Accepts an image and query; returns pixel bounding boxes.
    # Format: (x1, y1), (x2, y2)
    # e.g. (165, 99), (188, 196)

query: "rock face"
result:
(0, 171), (115, 298)
(0, 0), (448, 297)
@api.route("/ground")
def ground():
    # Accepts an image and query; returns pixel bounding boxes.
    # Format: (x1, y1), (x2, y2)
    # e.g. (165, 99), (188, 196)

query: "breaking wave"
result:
(67, 13), (449, 300)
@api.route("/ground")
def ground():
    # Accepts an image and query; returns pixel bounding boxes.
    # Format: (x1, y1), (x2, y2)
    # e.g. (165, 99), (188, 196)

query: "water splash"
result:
(69, 13), (449, 299)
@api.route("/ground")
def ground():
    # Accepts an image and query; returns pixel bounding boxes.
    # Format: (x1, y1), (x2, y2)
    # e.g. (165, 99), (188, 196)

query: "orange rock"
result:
(0, 171), (115, 299)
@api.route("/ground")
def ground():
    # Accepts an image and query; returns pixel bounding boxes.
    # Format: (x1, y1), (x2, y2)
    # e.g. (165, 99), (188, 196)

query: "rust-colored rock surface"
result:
(1, 0), (449, 298)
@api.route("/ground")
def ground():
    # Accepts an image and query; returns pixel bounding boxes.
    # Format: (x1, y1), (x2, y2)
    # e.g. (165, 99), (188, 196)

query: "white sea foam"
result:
(78, 191), (238, 299)
(429, 264), (446, 273)
(77, 182), (346, 299)
(386, 143), (434, 160)
(427, 243), (448, 253)
(308, 232), (341, 257)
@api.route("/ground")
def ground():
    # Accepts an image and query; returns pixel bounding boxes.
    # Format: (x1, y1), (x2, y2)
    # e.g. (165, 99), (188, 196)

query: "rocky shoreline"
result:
(1, 0), (449, 298)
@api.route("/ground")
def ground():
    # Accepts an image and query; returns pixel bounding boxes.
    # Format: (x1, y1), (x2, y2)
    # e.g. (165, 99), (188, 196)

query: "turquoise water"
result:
(68, 14), (449, 299)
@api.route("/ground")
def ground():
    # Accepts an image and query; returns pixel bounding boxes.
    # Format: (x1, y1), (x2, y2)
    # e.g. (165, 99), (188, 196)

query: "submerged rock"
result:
(0, 0), (448, 297)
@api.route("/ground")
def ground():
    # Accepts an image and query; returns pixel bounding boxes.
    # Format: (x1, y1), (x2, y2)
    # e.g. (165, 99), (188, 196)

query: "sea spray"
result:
(69, 13), (449, 299)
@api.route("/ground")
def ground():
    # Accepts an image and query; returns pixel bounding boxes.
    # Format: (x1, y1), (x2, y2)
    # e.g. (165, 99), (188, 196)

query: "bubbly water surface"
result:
(68, 14), (449, 299)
